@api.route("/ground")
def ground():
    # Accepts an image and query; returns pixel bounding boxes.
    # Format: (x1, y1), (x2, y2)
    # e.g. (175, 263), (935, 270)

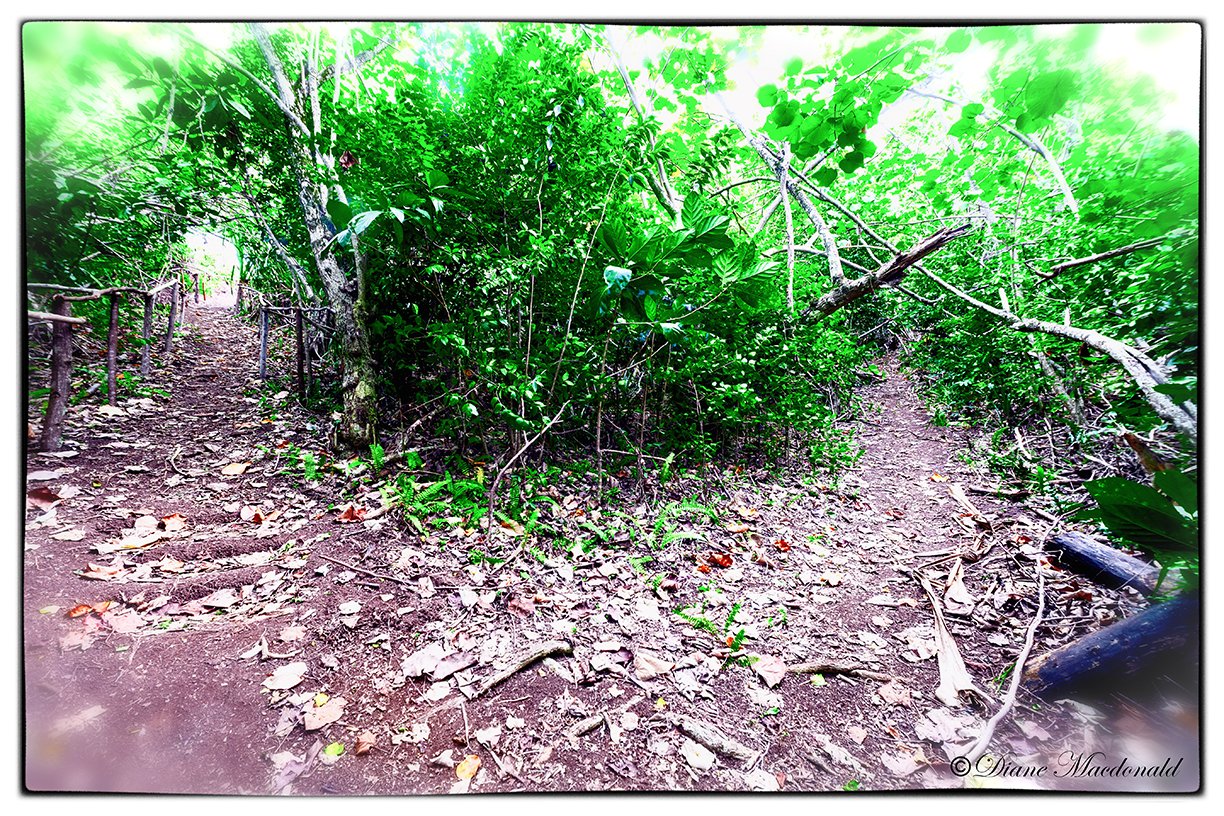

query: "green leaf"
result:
(323, 742), (345, 757)
(125, 77), (158, 89)
(945, 29), (972, 53)
(1154, 381), (1196, 405)
(1025, 70), (1078, 121)
(756, 84), (778, 107)
(426, 168), (450, 189)
(349, 210), (382, 235)
(838, 150), (865, 174)
(1082, 477), (1198, 553)
(784, 57), (803, 76)
(326, 199), (352, 231)
(961, 102), (984, 119)
(814, 166), (837, 187)
(1154, 471), (1197, 516)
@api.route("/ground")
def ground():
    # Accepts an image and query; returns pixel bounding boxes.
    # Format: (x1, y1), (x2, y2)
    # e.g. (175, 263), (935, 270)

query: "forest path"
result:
(23, 305), (1141, 794)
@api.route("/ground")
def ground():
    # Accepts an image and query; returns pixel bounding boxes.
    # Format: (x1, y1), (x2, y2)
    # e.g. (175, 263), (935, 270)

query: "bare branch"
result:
(1039, 236), (1165, 281)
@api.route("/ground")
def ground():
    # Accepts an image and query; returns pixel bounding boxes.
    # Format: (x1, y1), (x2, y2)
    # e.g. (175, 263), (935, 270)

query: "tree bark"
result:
(105, 293), (120, 406)
(251, 23), (379, 448)
(39, 296), (74, 452)
(140, 292), (154, 375)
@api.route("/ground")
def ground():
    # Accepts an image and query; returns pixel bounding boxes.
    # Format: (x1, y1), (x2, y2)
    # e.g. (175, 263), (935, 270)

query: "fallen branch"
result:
(1038, 236), (1165, 281)
(472, 640), (573, 699)
(314, 552), (414, 587)
(963, 558), (1046, 764)
(787, 661), (895, 683)
(669, 713), (759, 765)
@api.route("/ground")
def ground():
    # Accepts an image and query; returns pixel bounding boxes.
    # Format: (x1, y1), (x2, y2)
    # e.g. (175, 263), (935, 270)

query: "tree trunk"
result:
(1023, 594), (1198, 698)
(39, 296), (74, 452)
(252, 22), (379, 449)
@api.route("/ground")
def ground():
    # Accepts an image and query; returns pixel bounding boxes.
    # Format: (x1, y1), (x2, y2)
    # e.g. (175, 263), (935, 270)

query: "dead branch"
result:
(1038, 236), (1165, 281)
(472, 640), (573, 699)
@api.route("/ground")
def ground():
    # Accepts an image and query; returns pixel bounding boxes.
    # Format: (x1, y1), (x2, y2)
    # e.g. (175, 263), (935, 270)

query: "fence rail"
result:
(27, 273), (195, 451)
(234, 283), (335, 401)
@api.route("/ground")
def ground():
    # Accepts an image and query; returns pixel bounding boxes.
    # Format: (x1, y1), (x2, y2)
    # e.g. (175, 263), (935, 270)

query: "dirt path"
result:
(23, 303), (1162, 793)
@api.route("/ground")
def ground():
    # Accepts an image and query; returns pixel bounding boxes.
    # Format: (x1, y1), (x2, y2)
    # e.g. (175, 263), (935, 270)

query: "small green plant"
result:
(842, 779), (861, 792)
(370, 442), (385, 471)
(301, 451), (322, 482)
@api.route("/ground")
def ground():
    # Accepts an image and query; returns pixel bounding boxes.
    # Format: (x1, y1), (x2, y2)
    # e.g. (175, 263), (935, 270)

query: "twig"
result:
(471, 640), (573, 699)
(314, 552), (413, 587)
(787, 661), (895, 683)
(963, 559), (1046, 763)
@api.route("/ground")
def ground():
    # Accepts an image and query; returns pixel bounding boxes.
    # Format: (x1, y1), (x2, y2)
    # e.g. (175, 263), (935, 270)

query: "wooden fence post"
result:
(295, 307), (306, 400)
(165, 281), (179, 354)
(105, 292), (120, 406)
(140, 292), (154, 375)
(259, 306), (269, 382)
(235, 283), (243, 314)
(195, 272), (202, 303)
(39, 296), (73, 452)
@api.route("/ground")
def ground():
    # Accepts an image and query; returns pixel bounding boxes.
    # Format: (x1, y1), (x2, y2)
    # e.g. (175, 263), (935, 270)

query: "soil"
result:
(22, 297), (1199, 795)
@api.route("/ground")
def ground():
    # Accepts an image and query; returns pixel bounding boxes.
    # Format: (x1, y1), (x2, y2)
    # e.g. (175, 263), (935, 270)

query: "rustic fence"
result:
(233, 283), (335, 401)
(27, 273), (197, 451)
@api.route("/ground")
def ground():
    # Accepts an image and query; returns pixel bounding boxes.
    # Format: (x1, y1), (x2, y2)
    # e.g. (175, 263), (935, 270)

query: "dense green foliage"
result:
(24, 22), (1199, 486)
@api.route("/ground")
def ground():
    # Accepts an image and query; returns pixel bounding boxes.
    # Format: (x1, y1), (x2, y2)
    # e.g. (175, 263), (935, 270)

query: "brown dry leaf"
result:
(304, 696), (347, 730)
(354, 730), (377, 756)
(79, 562), (125, 580)
(876, 681), (913, 707)
(930, 472), (948, 482)
(819, 571), (843, 587)
(279, 625), (306, 643)
(455, 754), (481, 780)
(336, 503), (366, 523)
(732, 504), (759, 520)
(725, 522), (751, 534)
(263, 661), (308, 690)
(199, 588), (239, 608)
(221, 462), (250, 476)
(709, 552), (733, 568)
(50, 527), (86, 541)
(102, 608), (144, 634)
(155, 556), (187, 574)
(67, 604), (93, 618)
(506, 595), (536, 617)
(880, 745), (930, 777)
(498, 518), (526, 536)
(161, 513), (187, 532)
(752, 654), (788, 688)
(27, 486), (62, 511)
(846, 725), (868, 745)
(240, 505), (267, 524)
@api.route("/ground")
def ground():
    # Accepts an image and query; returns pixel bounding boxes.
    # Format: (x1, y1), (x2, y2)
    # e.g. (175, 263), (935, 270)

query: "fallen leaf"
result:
(323, 741), (345, 757)
(27, 469), (64, 482)
(725, 522), (751, 534)
(161, 513), (187, 532)
(696, 564), (711, 574)
(877, 680), (913, 707)
(709, 552), (733, 568)
(51, 527), (87, 541)
(930, 472), (948, 482)
(27, 486), (62, 510)
(67, 604), (93, 618)
(313, 693), (330, 707)
(221, 462), (250, 476)
(752, 654), (788, 688)
(336, 503), (366, 523)
(263, 661), (308, 690)
(455, 754), (481, 780)
(431, 651), (477, 681)
(279, 625), (306, 642)
(634, 650), (674, 681)
(50, 705), (106, 736)
(506, 595), (536, 617)
(199, 588), (239, 608)
(846, 725), (868, 745)
(355, 730), (376, 755)
(338, 601), (362, 615)
(402, 642), (448, 677)
(303, 696), (347, 730)
(775, 539), (791, 552)
(680, 739), (716, 771)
